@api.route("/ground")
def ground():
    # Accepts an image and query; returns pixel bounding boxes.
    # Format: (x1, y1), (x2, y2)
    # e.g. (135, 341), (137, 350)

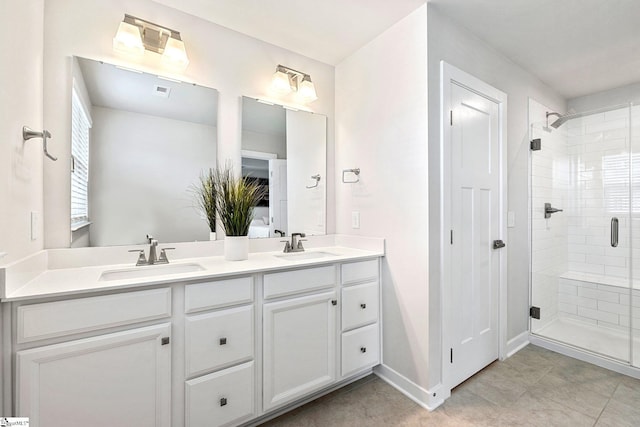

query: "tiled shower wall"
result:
(565, 107), (631, 279)
(558, 277), (639, 332)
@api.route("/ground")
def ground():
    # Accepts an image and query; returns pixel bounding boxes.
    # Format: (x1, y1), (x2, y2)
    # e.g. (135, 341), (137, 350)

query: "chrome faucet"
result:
(129, 235), (175, 266)
(148, 235), (159, 263)
(281, 232), (306, 253)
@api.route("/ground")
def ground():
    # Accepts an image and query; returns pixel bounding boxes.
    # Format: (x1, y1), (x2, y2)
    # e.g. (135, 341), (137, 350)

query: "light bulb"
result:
(271, 69), (293, 95)
(297, 75), (318, 103)
(113, 21), (144, 56)
(162, 37), (189, 70)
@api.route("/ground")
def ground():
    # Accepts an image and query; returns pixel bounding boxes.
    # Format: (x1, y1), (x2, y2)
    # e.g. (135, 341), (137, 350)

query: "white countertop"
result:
(3, 245), (383, 302)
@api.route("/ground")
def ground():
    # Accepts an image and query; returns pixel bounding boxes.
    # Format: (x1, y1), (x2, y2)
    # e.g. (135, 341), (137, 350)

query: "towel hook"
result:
(23, 126), (57, 161)
(306, 174), (321, 189)
(342, 168), (360, 184)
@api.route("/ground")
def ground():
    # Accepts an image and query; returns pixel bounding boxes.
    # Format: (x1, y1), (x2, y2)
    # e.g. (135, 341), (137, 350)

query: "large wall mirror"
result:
(241, 97), (327, 238)
(71, 57), (218, 247)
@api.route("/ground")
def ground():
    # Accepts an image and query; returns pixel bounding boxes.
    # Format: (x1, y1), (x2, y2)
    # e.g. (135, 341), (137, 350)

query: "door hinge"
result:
(530, 138), (541, 151)
(450, 230), (453, 245)
(161, 337), (170, 345)
(450, 110), (453, 126)
(450, 348), (453, 364)
(530, 306), (541, 319)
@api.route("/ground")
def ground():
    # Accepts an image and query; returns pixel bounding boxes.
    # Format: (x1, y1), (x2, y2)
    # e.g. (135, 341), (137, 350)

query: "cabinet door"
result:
(17, 323), (171, 427)
(263, 291), (337, 411)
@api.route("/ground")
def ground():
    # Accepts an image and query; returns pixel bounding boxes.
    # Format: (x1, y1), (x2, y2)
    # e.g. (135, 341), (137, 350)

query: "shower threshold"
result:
(535, 317), (630, 362)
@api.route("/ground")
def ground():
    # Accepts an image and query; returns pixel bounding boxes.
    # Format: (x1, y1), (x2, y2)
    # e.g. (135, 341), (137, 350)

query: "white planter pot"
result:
(209, 231), (218, 241)
(224, 235), (249, 261)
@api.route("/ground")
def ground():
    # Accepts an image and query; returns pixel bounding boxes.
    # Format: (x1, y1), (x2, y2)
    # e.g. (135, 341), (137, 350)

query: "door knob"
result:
(493, 240), (506, 249)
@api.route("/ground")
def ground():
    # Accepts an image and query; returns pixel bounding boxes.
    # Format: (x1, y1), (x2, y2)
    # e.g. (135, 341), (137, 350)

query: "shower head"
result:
(546, 109), (577, 129)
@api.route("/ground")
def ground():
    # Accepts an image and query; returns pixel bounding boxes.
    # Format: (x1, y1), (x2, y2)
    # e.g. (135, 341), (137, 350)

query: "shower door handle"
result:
(611, 217), (619, 248)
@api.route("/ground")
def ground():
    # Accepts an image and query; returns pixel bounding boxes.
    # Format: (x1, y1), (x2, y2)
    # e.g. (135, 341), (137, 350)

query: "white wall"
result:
(89, 107), (217, 246)
(427, 4), (567, 388)
(336, 4), (430, 393)
(42, 0), (335, 249)
(0, 0), (44, 265)
(569, 82), (640, 113)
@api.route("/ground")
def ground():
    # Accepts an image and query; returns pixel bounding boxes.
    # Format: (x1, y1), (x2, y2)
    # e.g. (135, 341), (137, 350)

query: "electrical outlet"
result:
(351, 211), (360, 229)
(31, 211), (39, 240)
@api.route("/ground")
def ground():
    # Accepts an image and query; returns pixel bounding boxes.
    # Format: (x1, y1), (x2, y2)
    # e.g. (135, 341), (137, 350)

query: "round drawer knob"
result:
(360, 303), (367, 309)
(219, 337), (227, 345)
(360, 347), (367, 353)
(220, 397), (228, 407)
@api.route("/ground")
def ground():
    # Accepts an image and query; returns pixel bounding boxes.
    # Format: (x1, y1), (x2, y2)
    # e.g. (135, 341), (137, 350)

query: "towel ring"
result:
(306, 174), (321, 189)
(342, 168), (360, 184)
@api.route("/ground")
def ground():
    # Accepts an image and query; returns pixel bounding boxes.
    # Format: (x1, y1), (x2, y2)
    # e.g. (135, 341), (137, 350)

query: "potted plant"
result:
(214, 164), (267, 260)
(194, 168), (218, 240)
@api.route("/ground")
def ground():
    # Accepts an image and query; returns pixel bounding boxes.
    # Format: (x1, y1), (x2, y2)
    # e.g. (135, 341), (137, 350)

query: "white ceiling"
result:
(153, 0), (640, 100)
(78, 57), (218, 126)
(429, 0), (640, 99)
(152, 0), (427, 65)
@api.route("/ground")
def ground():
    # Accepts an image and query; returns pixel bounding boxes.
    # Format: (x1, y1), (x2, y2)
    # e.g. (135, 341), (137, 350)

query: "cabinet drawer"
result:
(185, 305), (254, 377)
(264, 265), (336, 299)
(341, 323), (380, 377)
(341, 259), (378, 285)
(342, 281), (379, 331)
(185, 276), (253, 314)
(186, 361), (255, 427)
(17, 288), (172, 343)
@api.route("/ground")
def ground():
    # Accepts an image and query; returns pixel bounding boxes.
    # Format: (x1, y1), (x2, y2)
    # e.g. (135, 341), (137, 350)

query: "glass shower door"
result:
(531, 103), (632, 363)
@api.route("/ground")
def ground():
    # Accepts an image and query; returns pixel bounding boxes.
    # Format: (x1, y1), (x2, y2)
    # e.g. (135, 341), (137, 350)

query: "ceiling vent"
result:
(153, 85), (171, 98)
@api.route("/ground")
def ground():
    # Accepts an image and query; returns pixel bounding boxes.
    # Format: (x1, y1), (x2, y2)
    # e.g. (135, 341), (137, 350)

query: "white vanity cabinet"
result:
(14, 289), (173, 427)
(5, 252), (382, 427)
(183, 276), (256, 427)
(262, 266), (338, 411)
(340, 260), (381, 377)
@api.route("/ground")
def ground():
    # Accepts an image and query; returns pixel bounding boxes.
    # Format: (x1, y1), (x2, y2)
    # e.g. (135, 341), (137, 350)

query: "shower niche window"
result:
(530, 99), (640, 367)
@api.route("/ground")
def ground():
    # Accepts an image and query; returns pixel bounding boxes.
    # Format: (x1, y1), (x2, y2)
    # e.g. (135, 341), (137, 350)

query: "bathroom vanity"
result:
(0, 237), (383, 426)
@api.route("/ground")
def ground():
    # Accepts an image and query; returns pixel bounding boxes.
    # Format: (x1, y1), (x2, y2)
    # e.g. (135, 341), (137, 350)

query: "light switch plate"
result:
(31, 211), (39, 241)
(351, 211), (360, 229)
(507, 211), (515, 228)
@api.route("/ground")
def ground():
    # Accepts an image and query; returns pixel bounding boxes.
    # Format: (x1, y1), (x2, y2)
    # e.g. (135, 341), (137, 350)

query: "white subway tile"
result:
(578, 287), (619, 303)
(577, 306), (619, 323)
(598, 300), (630, 315)
(559, 282), (578, 295)
(558, 302), (578, 315)
(559, 293), (597, 309)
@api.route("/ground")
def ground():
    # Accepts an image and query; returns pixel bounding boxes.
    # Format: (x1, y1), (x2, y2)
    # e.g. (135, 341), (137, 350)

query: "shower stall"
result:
(529, 99), (640, 372)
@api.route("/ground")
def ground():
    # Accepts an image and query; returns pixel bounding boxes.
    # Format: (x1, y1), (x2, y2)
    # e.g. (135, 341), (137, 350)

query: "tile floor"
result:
(260, 345), (640, 426)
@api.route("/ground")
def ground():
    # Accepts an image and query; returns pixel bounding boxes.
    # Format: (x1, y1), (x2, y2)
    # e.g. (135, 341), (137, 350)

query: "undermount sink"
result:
(274, 251), (338, 261)
(99, 263), (205, 281)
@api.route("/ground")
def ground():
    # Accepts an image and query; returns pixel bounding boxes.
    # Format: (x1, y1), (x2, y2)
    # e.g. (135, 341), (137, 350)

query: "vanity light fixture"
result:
(113, 14), (189, 70)
(270, 65), (318, 103)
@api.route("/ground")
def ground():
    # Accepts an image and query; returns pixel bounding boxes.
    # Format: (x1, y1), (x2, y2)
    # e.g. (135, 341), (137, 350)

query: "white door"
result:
(443, 63), (506, 389)
(16, 323), (172, 427)
(269, 159), (288, 237)
(263, 290), (337, 411)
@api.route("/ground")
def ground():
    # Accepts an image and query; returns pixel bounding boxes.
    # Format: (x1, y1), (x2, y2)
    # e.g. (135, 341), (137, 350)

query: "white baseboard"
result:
(506, 331), (530, 358)
(374, 364), (445, 411)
